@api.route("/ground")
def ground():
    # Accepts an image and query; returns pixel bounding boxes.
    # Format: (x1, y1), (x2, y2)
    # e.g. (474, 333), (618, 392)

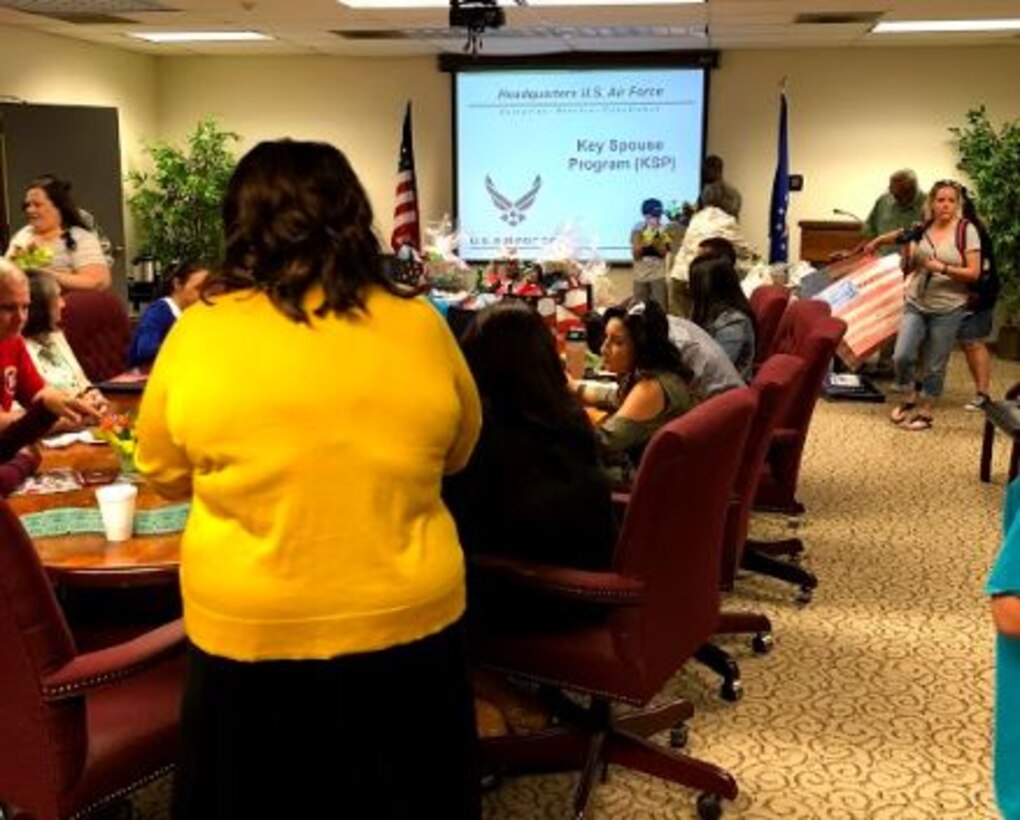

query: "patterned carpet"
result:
(134, 352), (1015, 819)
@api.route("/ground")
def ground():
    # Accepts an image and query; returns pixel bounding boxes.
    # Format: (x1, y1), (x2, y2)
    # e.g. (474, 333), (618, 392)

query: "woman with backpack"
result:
(957, 189), (998, 411)
(889, 180), (980, 431)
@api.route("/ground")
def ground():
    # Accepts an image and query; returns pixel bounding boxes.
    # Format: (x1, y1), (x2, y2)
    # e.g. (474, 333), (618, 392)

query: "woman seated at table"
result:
(5, 175), (111, 292)
(444, 301), (616, 571)
(572, 299), (694, 486)
(688, 253), (757, 381)
(22, 269), (108, 420)
(128, 261), (209, 369)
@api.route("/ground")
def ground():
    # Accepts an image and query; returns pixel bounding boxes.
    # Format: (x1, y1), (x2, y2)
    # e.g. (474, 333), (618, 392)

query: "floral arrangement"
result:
(9, 244), (55, 272)
(422, 217), (475, 292)
(95, 413), (138, 474)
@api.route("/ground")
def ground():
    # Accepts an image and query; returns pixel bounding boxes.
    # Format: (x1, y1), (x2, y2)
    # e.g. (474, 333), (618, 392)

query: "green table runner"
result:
(20, 503), (190, 539)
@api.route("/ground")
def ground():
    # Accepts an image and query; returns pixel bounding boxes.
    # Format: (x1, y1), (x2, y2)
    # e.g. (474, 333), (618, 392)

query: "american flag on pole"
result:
(390, 102), (421, 253)
(768, 89), (790, 264)
(814, 253), (905, 369)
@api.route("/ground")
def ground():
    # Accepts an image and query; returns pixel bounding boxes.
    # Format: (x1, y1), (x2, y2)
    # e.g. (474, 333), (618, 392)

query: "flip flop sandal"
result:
(890, 401), (916, 424)
(903, 414), (933, 431)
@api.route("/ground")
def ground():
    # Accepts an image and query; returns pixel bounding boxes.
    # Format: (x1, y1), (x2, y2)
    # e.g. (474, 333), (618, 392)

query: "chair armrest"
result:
(42, 620), (186, 701)
(771, 428), (801, 447)
(470, 554), (645, 607)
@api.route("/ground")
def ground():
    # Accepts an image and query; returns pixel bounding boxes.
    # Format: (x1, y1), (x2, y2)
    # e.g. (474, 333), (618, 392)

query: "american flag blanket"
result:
(814, 253), (905, 369)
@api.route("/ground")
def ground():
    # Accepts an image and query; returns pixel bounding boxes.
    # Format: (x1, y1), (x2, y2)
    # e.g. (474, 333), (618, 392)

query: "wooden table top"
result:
(7, 397), (182, 586)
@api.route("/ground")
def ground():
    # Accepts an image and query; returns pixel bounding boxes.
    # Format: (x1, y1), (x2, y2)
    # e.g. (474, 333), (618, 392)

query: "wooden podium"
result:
(798, 220), (862, 265)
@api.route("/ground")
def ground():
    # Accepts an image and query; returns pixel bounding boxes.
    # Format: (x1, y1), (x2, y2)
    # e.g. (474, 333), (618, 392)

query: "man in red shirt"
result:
(0, 260), (99, 431)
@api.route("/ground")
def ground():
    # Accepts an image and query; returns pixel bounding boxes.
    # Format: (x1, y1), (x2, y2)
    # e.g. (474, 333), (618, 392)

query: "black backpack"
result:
(961, 219), (999, 311)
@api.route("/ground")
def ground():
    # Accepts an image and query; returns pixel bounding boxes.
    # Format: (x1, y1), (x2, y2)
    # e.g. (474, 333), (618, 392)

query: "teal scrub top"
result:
(988, 477), (1020, 819)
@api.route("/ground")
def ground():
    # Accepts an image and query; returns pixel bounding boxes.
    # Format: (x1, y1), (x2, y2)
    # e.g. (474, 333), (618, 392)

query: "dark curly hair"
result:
(209, 139), (412, 323)
(24, 175), (88, 252)
(602, 299), (691, 396)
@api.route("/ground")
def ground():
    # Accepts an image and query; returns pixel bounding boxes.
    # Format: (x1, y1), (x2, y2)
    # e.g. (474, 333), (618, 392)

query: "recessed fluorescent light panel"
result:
(872, 19), (1020, 34)
(129, 31), (272, 43)
(341, 0), (702, 7)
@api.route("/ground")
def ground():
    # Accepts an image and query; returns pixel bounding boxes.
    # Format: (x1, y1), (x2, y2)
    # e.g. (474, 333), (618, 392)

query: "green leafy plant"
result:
(126, 117), (240, 270)
(951, 107), (1020, 320)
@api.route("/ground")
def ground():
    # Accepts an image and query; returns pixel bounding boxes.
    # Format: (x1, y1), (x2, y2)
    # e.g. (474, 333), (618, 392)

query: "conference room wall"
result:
(157, 45), (1020, 257)
(709, 46), (1020, 256)
(0, 25), (159, 262)
(156, 55), (451, 247)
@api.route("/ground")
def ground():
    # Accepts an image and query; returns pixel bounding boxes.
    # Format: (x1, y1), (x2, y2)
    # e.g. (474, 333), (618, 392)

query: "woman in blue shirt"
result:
(128, 261), (208, 369)
(989, 477), (1020, 819)
(688, 253), (756, 381)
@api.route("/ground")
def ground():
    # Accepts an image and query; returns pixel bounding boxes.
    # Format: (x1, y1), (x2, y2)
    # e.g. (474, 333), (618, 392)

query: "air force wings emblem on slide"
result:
(485, 175), (542, 227)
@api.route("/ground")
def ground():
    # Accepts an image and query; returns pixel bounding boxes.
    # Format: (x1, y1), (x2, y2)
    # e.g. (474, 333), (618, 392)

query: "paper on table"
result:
(15, 468), (83, 495)
(42, 429), (104, 448)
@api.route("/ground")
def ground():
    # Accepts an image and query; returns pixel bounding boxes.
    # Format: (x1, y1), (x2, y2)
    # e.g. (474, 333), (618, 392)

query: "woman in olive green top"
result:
(572, 299), (694, 485)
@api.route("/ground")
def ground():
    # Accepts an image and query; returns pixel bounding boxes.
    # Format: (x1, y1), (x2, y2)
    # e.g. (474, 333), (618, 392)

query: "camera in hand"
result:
(896, 221), (928, 245)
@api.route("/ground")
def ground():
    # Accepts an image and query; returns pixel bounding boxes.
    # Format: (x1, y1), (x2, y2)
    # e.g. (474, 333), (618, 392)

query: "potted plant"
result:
(952, 107), (1020, 358)
(126, 117), (240, 272)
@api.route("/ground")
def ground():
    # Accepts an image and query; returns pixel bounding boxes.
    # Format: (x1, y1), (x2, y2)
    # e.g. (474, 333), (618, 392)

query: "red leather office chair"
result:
(61, 290), (131, 384)
(754, 299), (838, 515)
(745, 315), (846, 602)
(696, 354), (808, 699)
(471, 389), (756, 820)
(0, 500), (185, 820)
(748, 285), (791, 365)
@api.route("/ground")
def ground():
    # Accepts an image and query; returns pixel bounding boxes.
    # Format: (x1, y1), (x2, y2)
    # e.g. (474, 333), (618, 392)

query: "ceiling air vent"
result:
(42, 12), (138, 23)
(794, 12), (882, 25)
(334, 24), (706, 41)
(332, 29), (413, 40)
(0, 0), (175, 14)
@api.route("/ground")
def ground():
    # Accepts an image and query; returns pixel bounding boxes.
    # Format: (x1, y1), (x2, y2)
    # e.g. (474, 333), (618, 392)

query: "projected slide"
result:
(455, 67), (706, 262)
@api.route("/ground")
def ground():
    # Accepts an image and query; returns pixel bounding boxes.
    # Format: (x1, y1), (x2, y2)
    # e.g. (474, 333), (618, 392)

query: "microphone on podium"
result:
(832, 208), (863, 222)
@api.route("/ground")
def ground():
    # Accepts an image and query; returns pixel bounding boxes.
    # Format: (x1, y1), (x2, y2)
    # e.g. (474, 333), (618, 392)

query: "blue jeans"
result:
(893, 302), (965, 400)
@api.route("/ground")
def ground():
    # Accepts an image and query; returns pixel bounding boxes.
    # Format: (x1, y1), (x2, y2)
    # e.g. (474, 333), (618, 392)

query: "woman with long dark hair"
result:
(688, 253), (757, 381)
(573, 299), (693, 484)
(136, 139), (482, 819)
(444, 300), (616, 570)
(5, 175), (111, 291)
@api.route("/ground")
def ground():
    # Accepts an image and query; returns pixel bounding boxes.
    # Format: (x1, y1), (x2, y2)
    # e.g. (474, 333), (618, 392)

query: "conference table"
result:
(7, 396), (182, 588)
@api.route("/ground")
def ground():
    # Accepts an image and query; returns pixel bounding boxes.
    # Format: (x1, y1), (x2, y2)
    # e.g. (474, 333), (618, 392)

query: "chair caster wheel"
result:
(796, 586), (813, 605)
(697, 792), (723, 820)
(720, 678), (743, 702)
(751, 632), (774, 655)
(669, 723), (689, 748)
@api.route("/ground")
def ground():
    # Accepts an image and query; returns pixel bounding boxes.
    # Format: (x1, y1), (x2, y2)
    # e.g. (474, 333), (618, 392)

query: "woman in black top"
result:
(444, 301), (616, 571)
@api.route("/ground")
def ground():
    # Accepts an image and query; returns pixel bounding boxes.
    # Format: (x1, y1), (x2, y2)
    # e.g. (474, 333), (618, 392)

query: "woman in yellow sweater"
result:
(136, 140), (482, 819)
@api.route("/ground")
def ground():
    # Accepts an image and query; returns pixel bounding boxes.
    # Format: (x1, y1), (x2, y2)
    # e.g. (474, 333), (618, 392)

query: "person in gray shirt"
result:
(667, 315), (745, 399)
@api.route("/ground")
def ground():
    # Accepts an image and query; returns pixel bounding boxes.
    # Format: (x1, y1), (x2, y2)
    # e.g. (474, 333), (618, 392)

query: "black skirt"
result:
(172, 619), (481, 820)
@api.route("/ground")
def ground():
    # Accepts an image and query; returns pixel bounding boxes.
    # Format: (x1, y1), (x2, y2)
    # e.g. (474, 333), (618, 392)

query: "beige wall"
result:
(0, 25), (159, 261)
(159, 46), (1020, 257)
(7, 38), (1017, 262)
(157, 55), (451, 244)
(709, 46), (1020, 255)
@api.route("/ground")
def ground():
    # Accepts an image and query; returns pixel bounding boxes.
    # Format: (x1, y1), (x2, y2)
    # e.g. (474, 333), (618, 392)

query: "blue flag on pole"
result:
(768, 91), (790, 264)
